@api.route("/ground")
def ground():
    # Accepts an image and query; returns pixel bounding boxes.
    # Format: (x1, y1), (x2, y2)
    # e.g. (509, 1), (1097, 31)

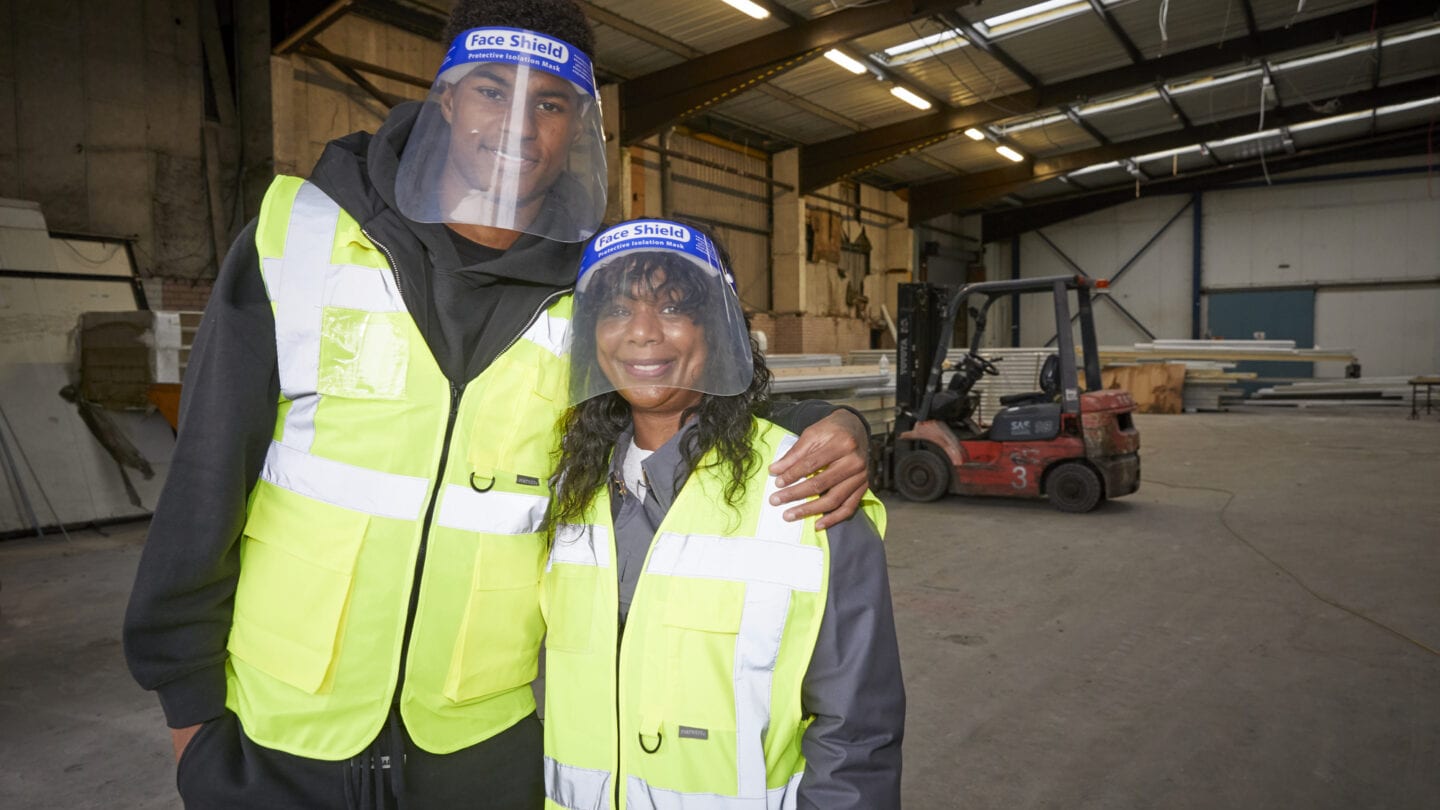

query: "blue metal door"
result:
(1207, 289), (1316, 390)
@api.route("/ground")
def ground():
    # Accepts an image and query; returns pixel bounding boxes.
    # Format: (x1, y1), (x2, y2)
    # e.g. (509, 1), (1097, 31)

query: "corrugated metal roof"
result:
(591, 22), (687, 78)
(1379, 26), (1440, 84)
(1173, 73), (1265, 126)
(1133, 148), (1214, 176)
(707, 89), (854, 144)
(1374, 96), (1440, 130)
(600, 0), (787, 54)
(1274, 50), (1375, 107)
(1250, 0), (1373, 30)
(921, 136), (1019, 173)
(1020, 177), (1079, 199)
(1290, 116), (1372, 149)
(1084, 97), (1185, 141)
(896, 46), (1033, 108)
(576, 0), (1439, 203)
(1005, 119), (1099, 156)
(871, 153), (955, 185)
(766, 58), (922, 129)
(1108, 0), (1234, 58)
(997, 12), (1133, 84)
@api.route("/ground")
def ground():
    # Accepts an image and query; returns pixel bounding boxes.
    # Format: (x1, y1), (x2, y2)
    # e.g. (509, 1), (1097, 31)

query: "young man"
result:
(122, 1), (872, 807)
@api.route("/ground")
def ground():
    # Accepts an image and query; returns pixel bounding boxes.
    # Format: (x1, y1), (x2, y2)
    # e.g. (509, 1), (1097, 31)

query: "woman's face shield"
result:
(570, 221), (753, 407)
(395, 27), (607, 243)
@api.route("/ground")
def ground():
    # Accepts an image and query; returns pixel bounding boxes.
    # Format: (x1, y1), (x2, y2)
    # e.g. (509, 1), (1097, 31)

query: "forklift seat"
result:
(995, 354), (1062, 409)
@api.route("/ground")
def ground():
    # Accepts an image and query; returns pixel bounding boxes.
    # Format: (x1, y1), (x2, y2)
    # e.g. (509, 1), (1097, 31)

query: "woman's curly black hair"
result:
(548, 237), (772, 532)
(443, 0), (595, 55)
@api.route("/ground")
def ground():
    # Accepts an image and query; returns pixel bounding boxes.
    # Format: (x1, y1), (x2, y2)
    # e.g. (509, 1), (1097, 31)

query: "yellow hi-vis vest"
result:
(225, 176), (572, 759)
(541, 419), (887, 810)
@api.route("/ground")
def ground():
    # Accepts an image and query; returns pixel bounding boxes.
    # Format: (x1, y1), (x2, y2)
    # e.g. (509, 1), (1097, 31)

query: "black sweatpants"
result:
(175, 709), (544, 809)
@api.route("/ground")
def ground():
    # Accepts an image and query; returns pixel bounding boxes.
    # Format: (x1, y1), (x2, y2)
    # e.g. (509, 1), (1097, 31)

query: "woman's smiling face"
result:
(594, 267), (708, 417)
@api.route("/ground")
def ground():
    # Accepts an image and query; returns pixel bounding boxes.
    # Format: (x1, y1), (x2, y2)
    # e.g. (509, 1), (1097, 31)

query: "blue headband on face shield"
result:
(577, 220), (736, 292)
(437, 27), (597, 98)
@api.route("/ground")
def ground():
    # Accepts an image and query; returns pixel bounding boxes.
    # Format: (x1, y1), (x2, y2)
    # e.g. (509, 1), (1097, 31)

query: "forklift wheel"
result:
(896, 449), (950, 502)
(1046, 462), (1103, 513)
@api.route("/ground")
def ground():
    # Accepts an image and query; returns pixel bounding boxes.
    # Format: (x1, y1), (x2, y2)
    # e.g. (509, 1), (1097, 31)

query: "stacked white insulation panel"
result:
(1249, 377), (1414, 407)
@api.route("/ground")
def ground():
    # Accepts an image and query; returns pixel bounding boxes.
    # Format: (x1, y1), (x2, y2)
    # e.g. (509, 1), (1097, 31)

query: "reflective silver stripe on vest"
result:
(639, 438), (818, 803)
(645, 535), (821, 592)
(544, 756), (612, 810)
(547, 523), (613, 570)
(753, 434), (802, 545)
(269, 183), (406, 453)
(436, 485), (548, 535)
(261, 440), (429, 521)
(273, 183), (337, 417)
(625, 772), (801, 810)
(523, 304), (571, 357)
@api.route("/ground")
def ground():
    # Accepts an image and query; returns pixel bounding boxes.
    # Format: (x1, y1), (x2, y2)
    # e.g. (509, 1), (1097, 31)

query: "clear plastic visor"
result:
(395, 60), (606, 242)
(570, 250), (754, 406)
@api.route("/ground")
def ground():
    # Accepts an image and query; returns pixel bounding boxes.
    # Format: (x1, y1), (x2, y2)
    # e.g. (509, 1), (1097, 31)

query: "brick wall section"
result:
(160, 279), (214, 312)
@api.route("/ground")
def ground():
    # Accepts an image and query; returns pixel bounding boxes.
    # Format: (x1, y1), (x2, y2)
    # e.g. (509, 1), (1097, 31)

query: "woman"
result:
(541, 220), (905, 810)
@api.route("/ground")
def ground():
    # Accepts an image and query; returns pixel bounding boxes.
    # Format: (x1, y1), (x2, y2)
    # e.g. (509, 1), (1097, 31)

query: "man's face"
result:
(595, 269), (709, 417)
(440, 63), (582, 212)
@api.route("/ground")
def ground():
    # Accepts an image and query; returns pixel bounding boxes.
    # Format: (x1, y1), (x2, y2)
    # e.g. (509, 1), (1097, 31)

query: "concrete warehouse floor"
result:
(1, 409), (1437, 809)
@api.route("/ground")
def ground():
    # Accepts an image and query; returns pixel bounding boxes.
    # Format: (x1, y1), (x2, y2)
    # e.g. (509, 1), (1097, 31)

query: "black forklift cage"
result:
(914, 274), (1106, 423)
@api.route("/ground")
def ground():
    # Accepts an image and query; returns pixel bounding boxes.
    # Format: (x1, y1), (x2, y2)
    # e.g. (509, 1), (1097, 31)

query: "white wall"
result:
(984, 158), (1440, 377)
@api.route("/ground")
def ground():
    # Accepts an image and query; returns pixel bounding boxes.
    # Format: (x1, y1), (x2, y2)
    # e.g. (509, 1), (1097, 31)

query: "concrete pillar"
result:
(600, 83), (631, 224)
(771, 148), (806, 313)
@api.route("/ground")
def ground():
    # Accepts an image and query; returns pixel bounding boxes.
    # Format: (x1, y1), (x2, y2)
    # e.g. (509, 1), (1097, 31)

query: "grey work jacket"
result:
(609, 423), (906, 810)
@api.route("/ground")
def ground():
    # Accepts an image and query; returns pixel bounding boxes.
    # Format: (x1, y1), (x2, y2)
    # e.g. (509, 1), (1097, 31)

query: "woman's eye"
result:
(660, 304), (682, 315)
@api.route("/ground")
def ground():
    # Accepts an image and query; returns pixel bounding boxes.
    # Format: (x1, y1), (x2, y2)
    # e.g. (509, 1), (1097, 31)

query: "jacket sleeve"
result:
(769, 400), (872, 443)
(122, 219), (280, 728)
(797, 510), (905, 809)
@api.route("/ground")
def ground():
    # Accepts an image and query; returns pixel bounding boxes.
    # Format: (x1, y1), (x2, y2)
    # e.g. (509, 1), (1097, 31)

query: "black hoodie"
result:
(122, 103), (838, 729)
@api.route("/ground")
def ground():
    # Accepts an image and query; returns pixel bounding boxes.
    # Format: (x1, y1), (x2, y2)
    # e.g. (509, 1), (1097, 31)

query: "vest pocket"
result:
(542, 564), (599, 654)
(317, 308), (409, 400)
(442, 535), (546, 704)
(228, 484), (369, 694)
(659, 579), (746, 732)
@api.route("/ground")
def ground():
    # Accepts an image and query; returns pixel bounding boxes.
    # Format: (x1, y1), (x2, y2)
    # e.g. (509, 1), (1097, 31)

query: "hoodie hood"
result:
(307, 102), (583, 383)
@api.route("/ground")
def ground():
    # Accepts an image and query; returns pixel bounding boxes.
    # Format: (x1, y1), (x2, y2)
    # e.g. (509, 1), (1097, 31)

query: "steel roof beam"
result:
(619, 0), (965, 143)
(582, 2), (865, 132)
(936, 10), (1041, 89)
(981, 126), (1433, 241)
(1086, 0), (1144, 64)
(1155, 83), (1196, 133)
(909, 74), (1440, 221)
(798, 0), (1434, 191)
(1064, 105), (1112, 146)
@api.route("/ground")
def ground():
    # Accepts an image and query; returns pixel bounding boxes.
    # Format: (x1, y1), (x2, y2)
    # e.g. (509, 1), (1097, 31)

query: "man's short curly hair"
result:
(442, 0), (595, 56)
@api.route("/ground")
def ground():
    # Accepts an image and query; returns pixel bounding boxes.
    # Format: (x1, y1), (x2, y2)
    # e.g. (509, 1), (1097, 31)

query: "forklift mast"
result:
(895, 283), (952, 434)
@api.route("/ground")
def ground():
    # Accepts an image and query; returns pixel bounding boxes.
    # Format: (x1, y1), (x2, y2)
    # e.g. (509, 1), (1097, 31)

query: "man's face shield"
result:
(570, 221), (754, 407)
(395, 27), (606, 243)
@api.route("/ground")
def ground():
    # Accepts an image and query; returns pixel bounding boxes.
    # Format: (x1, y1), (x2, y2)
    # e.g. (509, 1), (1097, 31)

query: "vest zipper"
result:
(395, 379), (464, 701)
(361, 226), (570, 719)
(361, 225), (458, 711)
(360, 226), (405, 305)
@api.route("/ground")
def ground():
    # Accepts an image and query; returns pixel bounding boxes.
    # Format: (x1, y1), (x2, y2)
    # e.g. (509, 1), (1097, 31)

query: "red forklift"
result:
(871, 275), (1140, 512)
